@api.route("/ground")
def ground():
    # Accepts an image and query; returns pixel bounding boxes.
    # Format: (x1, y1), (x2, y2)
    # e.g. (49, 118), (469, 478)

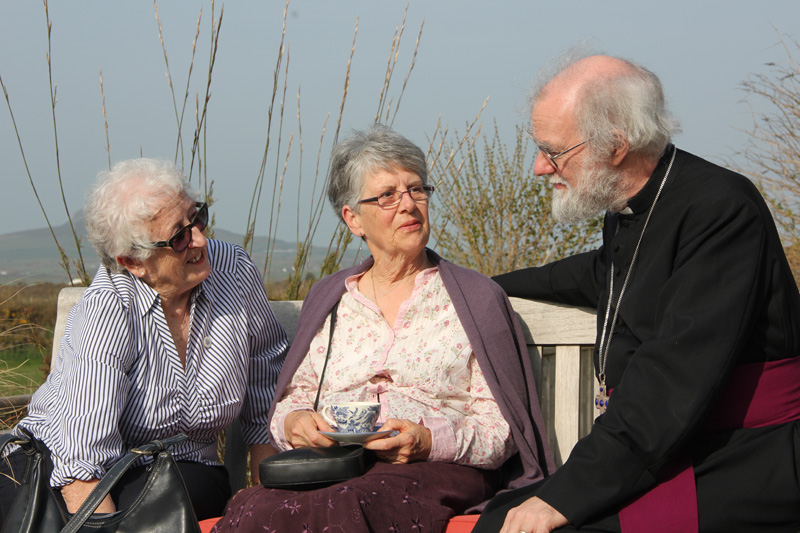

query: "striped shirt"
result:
(16, 240), (288, 488)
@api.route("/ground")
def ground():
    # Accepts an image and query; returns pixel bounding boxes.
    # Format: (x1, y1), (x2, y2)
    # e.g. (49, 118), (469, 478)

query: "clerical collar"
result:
(621, 144), (676, 216)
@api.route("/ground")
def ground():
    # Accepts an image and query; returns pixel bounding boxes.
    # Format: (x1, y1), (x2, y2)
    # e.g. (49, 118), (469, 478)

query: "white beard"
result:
(551, 159), (626, 224)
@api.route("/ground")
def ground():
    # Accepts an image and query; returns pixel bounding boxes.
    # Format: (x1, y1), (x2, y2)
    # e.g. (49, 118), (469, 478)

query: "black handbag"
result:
(260, 301), (367, 491)
(259, 445), (365, 491)
(1, 431), (201, 533)
(1, 428), (64, 533)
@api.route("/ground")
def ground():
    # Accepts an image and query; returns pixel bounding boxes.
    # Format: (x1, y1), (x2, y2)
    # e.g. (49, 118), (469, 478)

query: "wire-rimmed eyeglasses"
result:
(538, 139), (591, 170)
(150, 202), (208, 253)
(357, 185), (435, 208)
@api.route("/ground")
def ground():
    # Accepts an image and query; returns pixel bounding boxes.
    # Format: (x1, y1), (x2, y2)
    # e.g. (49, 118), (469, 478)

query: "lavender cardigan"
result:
(267, 249), (555, 504)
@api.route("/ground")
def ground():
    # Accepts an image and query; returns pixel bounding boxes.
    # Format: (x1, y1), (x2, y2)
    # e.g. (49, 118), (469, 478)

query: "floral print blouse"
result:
(271, 267), (517, 469)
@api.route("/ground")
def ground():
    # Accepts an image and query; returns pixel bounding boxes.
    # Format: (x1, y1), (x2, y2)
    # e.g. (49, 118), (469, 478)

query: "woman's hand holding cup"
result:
(363, 418), (432, 463)
(284, 410), (337, 448)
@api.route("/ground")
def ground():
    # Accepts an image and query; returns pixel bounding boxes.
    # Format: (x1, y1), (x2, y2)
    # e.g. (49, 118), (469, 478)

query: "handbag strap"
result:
(1, 426), (41, 456)
(60, 433), (188, 533)
(0, 432), (27, 455)
(313, 300), (340, 412)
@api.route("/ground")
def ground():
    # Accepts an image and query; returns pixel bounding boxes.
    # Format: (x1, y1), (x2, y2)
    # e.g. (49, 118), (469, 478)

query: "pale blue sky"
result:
(2, 1), (799, 244)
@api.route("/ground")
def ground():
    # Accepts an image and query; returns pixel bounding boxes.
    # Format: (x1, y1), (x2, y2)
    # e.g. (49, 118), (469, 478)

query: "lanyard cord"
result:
(597, 146), (677, 383)
(313, 300), (340, 411)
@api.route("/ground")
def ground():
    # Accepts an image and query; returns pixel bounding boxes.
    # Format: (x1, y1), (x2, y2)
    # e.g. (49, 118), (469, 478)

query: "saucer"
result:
(319, 429), (398, 444)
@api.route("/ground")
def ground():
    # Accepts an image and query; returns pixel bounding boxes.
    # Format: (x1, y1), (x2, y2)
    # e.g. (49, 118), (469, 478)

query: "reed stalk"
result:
(308, 18), (359, 275)
(187, 2), (222, 184)
(0, 74), (74, 284)
(263, 48), (292, 283)
(43, 0), (90, 286)
(154, 0), (202, 170)
(245, 0), (288, 255)
(100, 68), (111, 169)
(263, 132), (293, 281)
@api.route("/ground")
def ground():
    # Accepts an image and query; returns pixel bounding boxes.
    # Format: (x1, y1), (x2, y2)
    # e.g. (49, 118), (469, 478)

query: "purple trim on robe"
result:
(705, 356), (800, 430)
(619, 356), (800, 532)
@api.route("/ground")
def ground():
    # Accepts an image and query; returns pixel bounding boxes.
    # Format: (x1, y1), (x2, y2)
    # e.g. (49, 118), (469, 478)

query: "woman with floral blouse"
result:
(214, 124), (554, 533)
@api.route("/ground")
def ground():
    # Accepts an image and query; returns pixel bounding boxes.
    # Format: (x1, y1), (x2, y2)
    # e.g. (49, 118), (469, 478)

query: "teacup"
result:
(320, 402), (381, 434)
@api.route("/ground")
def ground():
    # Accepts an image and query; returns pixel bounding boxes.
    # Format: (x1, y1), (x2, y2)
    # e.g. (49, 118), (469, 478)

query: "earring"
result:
(358, 238), (364, 262)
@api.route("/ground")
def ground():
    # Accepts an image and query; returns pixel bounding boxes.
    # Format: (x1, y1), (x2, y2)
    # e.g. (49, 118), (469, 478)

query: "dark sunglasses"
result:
(150, 202), (208, 253)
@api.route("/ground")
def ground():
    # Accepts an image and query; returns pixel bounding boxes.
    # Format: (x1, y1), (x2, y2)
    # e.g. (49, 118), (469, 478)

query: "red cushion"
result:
(199, 513), (479, 532)
(199, 518), (219, 533)
(446, 514), (480, 533)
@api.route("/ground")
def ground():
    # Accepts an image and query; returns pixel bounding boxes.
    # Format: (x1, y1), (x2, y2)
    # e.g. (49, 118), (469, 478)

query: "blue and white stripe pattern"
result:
(16, 240), (288, 488)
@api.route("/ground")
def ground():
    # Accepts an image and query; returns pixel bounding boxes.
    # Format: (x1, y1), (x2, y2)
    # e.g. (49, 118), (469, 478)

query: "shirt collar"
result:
(344, 264), (440, 300)
(622, 144), (676, 217)
(129, 271), (212, 317)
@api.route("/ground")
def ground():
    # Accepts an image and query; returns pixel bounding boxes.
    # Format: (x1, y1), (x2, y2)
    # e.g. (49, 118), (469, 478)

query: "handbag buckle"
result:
(130, 447), (155, 456)
(130, 439), (166, 456)
(8, 436), (38, 456)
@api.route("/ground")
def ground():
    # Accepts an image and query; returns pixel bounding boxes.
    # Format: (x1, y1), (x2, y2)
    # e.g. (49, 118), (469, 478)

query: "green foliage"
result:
(432, 124), (602, 277)
(1, 349), (44, 394)
(0, 282), (60, 415)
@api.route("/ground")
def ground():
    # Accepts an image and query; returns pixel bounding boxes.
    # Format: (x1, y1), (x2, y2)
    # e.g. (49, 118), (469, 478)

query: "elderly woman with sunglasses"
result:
(1, 158), (288, 523)
(214, 124), (554, 533)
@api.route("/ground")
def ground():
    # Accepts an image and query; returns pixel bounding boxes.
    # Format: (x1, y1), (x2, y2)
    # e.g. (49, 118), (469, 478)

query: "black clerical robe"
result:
(487, 146), (800, 531)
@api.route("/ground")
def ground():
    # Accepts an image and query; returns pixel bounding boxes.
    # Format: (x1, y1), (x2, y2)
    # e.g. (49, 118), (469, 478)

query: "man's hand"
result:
(499, 496), (568, 533)
(362, 418), (431, 463)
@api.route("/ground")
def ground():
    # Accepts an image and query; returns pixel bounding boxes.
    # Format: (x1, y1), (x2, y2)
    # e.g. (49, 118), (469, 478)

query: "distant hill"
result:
(0, 213), (354, 285)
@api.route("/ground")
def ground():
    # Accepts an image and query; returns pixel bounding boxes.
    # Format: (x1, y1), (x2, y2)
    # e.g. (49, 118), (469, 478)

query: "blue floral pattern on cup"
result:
(325, 402), (381, 433)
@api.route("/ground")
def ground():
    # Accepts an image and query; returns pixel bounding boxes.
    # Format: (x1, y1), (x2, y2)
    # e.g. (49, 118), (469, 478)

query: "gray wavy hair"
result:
(530, 48), (681, 161)
(84, 158), (198, 273)
(327, 123), (428, 221)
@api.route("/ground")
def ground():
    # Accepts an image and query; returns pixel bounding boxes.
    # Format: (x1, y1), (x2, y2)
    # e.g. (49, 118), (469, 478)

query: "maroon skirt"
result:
(212, 461), (500, 533)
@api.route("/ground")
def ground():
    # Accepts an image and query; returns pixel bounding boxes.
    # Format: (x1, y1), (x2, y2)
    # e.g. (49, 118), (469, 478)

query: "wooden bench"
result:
(52, 286), (599, 484)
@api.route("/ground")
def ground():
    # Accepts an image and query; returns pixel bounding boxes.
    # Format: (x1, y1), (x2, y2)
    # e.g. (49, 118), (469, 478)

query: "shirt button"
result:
(203, 337), (212, 348)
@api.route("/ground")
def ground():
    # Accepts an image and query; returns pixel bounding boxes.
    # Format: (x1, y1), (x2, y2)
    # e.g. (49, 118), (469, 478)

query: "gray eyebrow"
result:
(532, 136), (557, 154)
(528, 130), (551, 149)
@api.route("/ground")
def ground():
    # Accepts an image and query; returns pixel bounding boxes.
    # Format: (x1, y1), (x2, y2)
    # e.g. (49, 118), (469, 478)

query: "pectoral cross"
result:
(595, 375), (609, 413)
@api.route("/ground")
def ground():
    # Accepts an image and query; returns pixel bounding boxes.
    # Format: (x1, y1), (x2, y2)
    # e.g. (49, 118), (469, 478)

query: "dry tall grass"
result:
(733, 32), (800, 284)
(0, 282), (59, 427)
(0, 366), (37, 430)
(3, 0), (489, 301)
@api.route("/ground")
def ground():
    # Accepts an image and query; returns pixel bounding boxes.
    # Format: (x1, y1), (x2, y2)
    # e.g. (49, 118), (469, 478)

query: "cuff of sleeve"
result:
(534, 429), (652, 527)
(50, 461), (107, 489)
(422, 416), (457, 463)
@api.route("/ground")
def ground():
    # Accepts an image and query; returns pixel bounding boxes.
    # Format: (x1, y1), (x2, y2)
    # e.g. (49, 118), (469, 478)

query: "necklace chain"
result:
(595, 147), (677, 411)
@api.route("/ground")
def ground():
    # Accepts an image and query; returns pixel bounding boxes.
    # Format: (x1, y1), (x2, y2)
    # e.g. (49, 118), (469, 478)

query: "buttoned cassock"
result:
(483, 147), (800, 531)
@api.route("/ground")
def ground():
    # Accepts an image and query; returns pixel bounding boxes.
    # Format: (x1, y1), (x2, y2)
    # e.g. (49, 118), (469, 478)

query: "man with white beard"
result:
(476, 52), (800, 533)
(549, 149), (626, 225)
